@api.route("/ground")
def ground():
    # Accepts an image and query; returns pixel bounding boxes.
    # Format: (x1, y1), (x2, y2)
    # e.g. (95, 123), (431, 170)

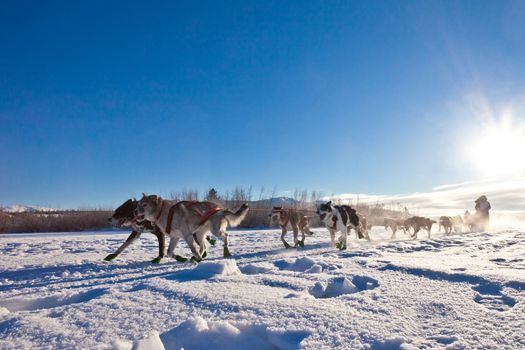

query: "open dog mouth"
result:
(110, 218), (127, 228)
(134, 214), (145, 221)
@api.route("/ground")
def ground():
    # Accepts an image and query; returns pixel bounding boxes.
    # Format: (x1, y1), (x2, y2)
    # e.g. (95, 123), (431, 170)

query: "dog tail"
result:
(224, 203), (249, 227)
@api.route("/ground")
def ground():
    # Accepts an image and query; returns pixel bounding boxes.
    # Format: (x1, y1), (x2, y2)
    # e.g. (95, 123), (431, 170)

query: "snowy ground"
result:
(1, 226), (525, 350)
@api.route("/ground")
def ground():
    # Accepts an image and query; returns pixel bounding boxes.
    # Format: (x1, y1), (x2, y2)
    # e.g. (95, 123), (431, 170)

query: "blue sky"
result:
(1, 1), (525, 208)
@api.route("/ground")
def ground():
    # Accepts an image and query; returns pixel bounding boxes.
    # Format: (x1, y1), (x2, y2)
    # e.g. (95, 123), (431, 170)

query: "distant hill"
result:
(0, 205), (56, 213)
(250, 197), (301, 207)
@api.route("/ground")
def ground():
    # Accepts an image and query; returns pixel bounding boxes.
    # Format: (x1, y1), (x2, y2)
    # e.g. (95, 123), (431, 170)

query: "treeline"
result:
(0, 210), (111, 233)
(169, 187), (407, 228)
(0, 186), (407, 233)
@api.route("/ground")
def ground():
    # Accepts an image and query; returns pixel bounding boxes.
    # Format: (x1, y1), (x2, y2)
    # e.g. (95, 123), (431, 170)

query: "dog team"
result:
(105, 193), (492, 263)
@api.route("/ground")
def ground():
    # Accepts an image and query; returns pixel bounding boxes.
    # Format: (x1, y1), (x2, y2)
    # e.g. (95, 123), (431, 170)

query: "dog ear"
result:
(327, 201), (332, 206)
(142, 192), (148, 198)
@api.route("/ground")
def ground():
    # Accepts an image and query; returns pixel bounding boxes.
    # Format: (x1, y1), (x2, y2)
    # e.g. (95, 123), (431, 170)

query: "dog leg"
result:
(184, 235), (202, 262)
(150, 229), (165, 264)
(411, 226), (420, 239)
(337, 227), (348, 250)
(207, 236), (217, 246)
(281, 227), (292, 249)
(104, 230), (141, 261)
(329, 229), (336, 246)
(356, 225), (364, 240)
(192, 232), (206, 257)
(390, 227), (396, 239)
(362, 226), (371, 241)
(169, 236), (191, 262)
(167, 236), (179, 258)
(192, 226), (209, 257)
(293, 227), (300, 247)
(299, 228), (306, 247)
(223, 232), (232, 258)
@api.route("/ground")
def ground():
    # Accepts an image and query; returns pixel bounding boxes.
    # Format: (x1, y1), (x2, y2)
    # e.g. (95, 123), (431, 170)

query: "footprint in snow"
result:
(378, 264), (519, 312)
(274, 257), (341, 273)
(308, 275), (379, 298)
(0, 288), (106, 312)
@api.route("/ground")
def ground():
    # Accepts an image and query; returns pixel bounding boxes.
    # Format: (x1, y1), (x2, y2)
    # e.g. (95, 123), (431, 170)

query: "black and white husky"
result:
(317, 201), (370, 250)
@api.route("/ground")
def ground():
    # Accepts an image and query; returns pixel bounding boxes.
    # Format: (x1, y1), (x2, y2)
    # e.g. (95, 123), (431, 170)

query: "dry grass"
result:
(0, 211), (111, 234)
(0, 186), (406, 233)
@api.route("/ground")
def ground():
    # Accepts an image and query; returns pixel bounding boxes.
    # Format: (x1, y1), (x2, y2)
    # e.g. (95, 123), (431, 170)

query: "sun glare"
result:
(466, 115), (525, 177)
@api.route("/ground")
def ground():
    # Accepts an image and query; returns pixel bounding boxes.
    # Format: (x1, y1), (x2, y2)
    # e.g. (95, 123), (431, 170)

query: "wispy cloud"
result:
(327, 178), (525, 218)
(432, 181), (471, 191)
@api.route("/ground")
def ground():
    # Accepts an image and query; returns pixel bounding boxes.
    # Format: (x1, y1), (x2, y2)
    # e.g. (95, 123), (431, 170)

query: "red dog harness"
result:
(158, 201), (222, 234)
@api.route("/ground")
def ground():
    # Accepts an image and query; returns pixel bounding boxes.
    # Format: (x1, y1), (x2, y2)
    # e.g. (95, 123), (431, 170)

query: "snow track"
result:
(1, 227), (525, 349)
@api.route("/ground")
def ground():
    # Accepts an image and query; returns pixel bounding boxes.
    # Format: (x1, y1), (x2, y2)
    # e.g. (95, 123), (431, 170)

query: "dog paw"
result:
(190, 256), (202, 264)
(150, 257), (162, 264)
(174, 255), (189, 263)
(206, 237), (217, 246)
(335, 242), (347, 250)
(104, 254), (118, 262)
(298, 240), (305, 247)
(223, 247), (232, 258)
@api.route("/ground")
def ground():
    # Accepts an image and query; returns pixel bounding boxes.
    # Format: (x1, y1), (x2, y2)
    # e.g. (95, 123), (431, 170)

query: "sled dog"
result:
(136, 194), (249, 260)
(383, 218), (408, 238)
(463, 210), (478, 232)
(269, 206), (313, 248)
(439, 216), (453, 234)
(450, 215), (464, 233)
(404, 216), (436, 239)
(316, 201), (370, 250)
(106, 199), (165, 263)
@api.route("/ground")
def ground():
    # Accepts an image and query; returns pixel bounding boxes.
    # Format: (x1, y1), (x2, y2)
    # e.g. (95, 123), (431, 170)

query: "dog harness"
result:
(159, 201), (222, 234)
(185, 201), (223, 226)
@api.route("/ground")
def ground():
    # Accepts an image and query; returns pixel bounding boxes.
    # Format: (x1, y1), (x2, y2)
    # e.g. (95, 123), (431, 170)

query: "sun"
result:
(466, 115), (525, 178)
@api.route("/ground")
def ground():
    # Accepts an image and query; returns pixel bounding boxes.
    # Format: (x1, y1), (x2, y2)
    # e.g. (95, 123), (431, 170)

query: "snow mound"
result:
(167, 260), (241, 282)
(309, 277), (358, 298)
(132, 331), (164, 350)
(132, 316), (309, 350)
(274, 257), (339, 273)
(194, 260), (241, 276)
(368, 336), (409, 349)
(309, 276), (379, 298)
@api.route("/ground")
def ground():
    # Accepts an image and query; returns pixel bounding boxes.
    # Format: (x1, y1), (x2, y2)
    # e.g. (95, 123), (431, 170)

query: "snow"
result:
(0, 204), (56, 213)
(1, 227), (525, 349)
